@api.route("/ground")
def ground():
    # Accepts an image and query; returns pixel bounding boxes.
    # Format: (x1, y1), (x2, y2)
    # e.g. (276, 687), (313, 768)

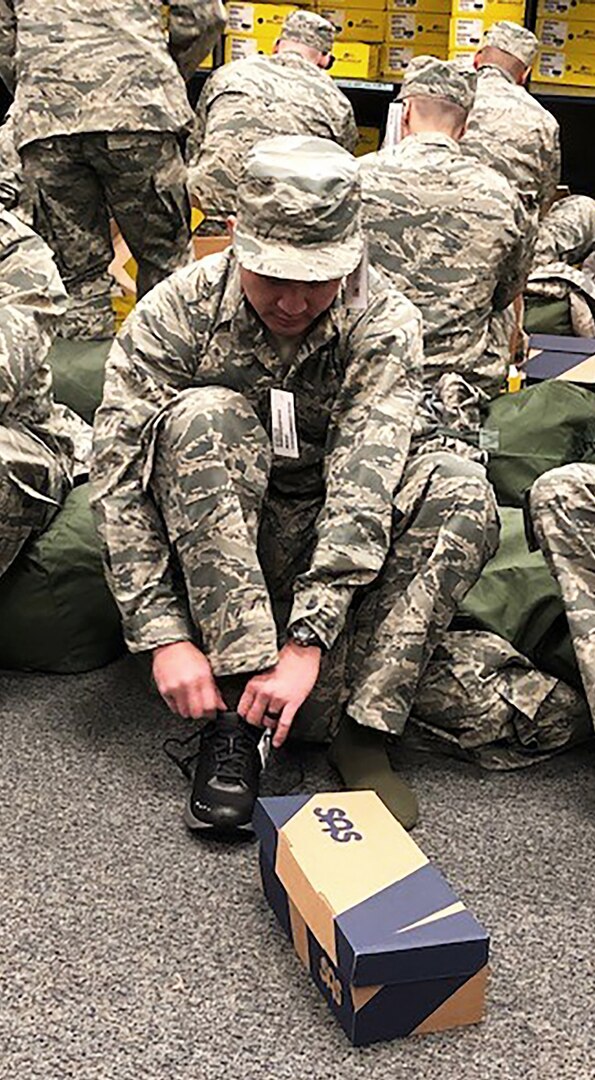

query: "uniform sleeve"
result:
(539, 119), (561, 218)
(90, 268), (204, 653)
(0, 214), (67, 418)
(339, 101), (359, 155)
(0, 0), (15, 95)
(185, 75), (211, 184)
(534, 195), (595, 267)
(168, 0), (227, 80)
(288, 293), (424, 648)
(492, 190), (533, 312)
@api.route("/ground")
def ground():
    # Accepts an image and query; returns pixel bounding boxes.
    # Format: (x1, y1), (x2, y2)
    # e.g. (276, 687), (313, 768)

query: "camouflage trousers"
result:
(0, 424), (69, 579)
(21, 132), (192, 340)
(530, 463), (595, 728)
(151, 387), (500, 736)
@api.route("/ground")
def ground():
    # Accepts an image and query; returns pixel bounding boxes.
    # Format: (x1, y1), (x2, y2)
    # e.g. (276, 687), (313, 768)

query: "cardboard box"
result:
(386, 11), (450, 42)
(224, 31), (278, 60)
(537, 18), (595, 55)
(317, 0), (386, 8)
(382, 40), (448, 73)
(331, 41), (381, 77)
(534, 46), (595, 84)
(450, 0), (526, 16)
(355, 125), (381, 155)
(388, 0), (451, 11)
(527, 334), (595, 384)
(226, 2), (297, 36)
(317, 7), (386, 42)
(537, 0), (595, 19)
(254, 791), (489, 1047)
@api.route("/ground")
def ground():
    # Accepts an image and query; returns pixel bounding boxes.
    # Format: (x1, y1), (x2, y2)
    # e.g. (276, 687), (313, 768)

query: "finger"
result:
(200, 680), (220, 719)
(174, 687), (191, 720)
(237, 685), (257, 718)
(186, 686), (205, 721)
(272, 703), (298, 749)
(245, 689), (270, 726)
(215, 687), (227, 711)
(264, 696), (284, 729)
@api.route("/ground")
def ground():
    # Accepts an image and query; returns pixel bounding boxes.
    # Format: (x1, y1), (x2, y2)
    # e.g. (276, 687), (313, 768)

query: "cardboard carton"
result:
(388, 0), (452, 11)
(317, 6), (386, 42)
(534, 46), (595, 84)
(331, 41), (381, 77)
(226, 2), (297, 36)
(382, 40), (448, 74)
(254, 791), (489, 1046)
(537, 18), (595, 56)
(537, 0), (595, 19)
(527, 334), (595, 384)
(224, 31), (278, 60)
(386, 11), (451, 42)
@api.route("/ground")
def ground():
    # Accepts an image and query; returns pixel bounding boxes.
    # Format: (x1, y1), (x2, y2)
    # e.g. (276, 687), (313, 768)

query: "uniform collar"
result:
(403, 131), (461, 153)
(478, 63), (517, 86)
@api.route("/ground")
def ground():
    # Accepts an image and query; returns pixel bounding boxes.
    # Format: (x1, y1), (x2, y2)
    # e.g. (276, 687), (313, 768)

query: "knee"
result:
(430, 453), (500, 553)
(159, 386), (268, 456)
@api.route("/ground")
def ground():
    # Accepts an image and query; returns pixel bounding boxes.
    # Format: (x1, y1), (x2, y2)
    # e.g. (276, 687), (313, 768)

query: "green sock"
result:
(328, 713), (419, 830)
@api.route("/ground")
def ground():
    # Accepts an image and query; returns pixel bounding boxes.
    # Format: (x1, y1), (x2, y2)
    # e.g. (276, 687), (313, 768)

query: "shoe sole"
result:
(184, 798), (255, 834)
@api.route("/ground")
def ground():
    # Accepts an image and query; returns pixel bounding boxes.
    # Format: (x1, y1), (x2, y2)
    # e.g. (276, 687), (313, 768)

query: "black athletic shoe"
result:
(185, 712), (263, 832)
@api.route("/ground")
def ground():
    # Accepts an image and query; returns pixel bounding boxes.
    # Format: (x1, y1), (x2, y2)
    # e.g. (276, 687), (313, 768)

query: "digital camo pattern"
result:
(0, 209), (87, 575)
(281, 10), (334, 54)
(0, 112), (22, 211)
(526, 261), (595, 337)
(233, 136), (363, 281)
(406, 630), (590, 769)
(530, 464), (595, 729)
(21, 131), (191, 339)
(187, 52), (358, 233)
(91, 249), (424, 656)
(0, 0), (225, 150)
(397, 55), (477, 111)
(534, 195), (595, 268)
(482, 20), (538, 67)
(359, 132), (530, 397)
(461, 65), (561, 218)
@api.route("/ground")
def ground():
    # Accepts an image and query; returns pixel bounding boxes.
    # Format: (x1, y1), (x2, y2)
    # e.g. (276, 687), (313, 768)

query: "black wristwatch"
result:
(287, 620), (326, 652)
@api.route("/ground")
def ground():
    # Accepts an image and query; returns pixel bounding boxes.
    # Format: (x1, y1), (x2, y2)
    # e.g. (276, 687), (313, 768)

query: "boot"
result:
(328, 712), (419, 830)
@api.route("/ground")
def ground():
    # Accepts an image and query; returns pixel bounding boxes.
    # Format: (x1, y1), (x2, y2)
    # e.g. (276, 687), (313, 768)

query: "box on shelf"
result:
(317, 6), (386, 42)
(254, 791), (489, 1047)
(388, 0), (451, 11)
(331, 41), (381, 77)
(316, 0), (386, 8)
(382, 40), (448, 74)
(537, 0), (595, 17)
(534, 47), (595, 84)
(223, 30), (278, 60)
(355, 125), (382, 155)
(386, 11), (450, 43)
(450, 0), (525, 16)
(536, 19), (595, 56)
(226, 2), (297, 36)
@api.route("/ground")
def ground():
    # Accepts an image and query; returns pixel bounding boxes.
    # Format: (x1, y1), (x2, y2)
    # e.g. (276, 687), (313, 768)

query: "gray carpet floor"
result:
(1, 656), (594, 1080)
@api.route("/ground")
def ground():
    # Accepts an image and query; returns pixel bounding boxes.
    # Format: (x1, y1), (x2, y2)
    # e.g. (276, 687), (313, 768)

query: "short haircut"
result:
(477, 45), (527, 81)
(408, 95), (469, 132)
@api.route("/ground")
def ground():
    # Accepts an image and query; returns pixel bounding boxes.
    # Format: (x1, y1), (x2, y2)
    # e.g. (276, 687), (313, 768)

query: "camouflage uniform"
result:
(360, 57), (529, 398)
(92, 136), (499, 736)
(526, 195), (595, 336)
(187, 12), (358, 235)
(461, 23), (561, 220)
(0, 209), (89, 577)
(0, 1), (226, 339)
(0, 112), (22, 213)
(529, 463), (595, 729)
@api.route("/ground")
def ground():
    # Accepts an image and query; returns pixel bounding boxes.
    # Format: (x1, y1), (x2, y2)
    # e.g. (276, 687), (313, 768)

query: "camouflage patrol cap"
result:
(397, 55), (477, 112)
(482, 21), (538, 66)
(234, 135), (363, 282)
(279, 10), (335, 54)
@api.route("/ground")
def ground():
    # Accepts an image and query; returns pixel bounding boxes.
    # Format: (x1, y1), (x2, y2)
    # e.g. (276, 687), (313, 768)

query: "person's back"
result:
(360, 57), (528, 396)
(188, 11), (358, 233)
(6, 0), (224, 149)
(461, 22), (561, 217)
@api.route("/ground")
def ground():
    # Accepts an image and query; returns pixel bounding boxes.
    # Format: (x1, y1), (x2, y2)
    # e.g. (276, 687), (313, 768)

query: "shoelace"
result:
(210, 728), (258, 784)
(163, 728), (305, 792)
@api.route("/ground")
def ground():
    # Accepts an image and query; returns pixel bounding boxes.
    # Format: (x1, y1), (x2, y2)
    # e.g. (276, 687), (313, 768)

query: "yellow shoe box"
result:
(537, 0), (595, 17)
(386, 12), (450, 43)
(331, 41), (381, 78)
(448, 17), (484, 49)
(224, 30), (278, 60)
(537, 18), (595, 55)
(388, 0), (451, 11)
(355, 125), (382, 155)
(254, 792), (489, 1047)
(534, 46), (595, 84)
(316, 0), (386, 8)
(450, 0), (525, 19)
(317, 6), (386, 42)
(226, 2), (297, 36)
(381, 40), (448, 75)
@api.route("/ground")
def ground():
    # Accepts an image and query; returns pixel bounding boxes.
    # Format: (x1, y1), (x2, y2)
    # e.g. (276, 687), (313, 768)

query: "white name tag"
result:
(270, 388), (299, 459)
(382, 102), (403, 151)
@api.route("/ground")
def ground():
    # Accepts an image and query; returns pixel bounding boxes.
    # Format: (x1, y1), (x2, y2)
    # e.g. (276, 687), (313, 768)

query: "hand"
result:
(152, 641), (226, 720)
(238, 641), (322, 749)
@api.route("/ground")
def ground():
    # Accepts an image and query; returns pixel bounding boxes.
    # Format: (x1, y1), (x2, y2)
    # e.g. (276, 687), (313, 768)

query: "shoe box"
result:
(253, 790), (489, 1046)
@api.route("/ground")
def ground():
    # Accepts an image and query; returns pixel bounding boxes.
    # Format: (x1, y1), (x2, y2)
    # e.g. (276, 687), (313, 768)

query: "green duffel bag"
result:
(48, 338), (111, 424)
(484, 380), (595, 508)
(524, 296), (573, 336)
(0, 483), (125, 673)
(457, 506), (579, 689)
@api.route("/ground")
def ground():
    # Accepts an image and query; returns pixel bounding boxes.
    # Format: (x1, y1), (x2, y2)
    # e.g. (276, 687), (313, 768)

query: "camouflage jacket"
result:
(461, 65), (561, 218)
(187, 51), (359, 232)
(534, 195), (595, 268)
(91, 250), (423, 653)
(359, 133), (530, 396)
(0, 0), (226, 149)
(0, 209), (89, 478)
(0, 111), (21, 211)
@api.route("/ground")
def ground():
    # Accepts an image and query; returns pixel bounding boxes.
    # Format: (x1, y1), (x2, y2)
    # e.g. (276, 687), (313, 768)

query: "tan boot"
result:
(328, 713), (419, 830)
